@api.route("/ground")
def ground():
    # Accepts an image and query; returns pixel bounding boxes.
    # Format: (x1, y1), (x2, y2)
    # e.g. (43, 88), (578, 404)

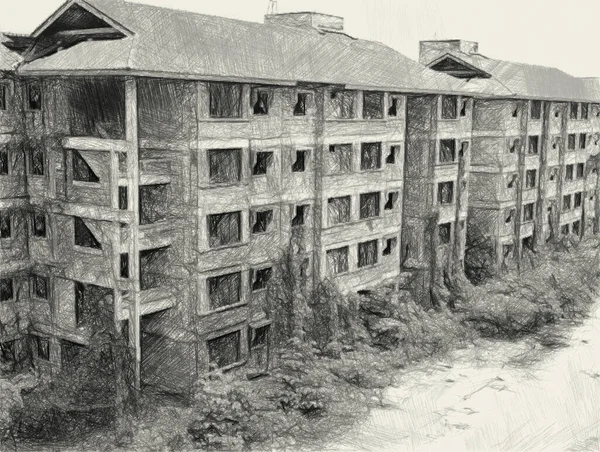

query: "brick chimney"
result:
(265, 12), (344, 32)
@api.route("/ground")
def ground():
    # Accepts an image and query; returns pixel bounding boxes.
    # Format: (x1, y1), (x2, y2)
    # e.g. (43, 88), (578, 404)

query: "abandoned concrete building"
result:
(1, 0), (599, 392)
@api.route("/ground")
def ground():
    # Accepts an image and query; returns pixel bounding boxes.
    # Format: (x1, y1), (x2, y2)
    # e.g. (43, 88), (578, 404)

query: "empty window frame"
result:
(291, 204), (308, 227)
(386, 145), (399, 164)
(549, 167), (558, 181)
(329, 144), (353, 173)
(331, 90), (355, 119)
(118, 186), (128, 210)
(74, 217), (101, 249)
(327, 246), (349, 274)
(72, 151), (99, 183)
(460, 98), (468, 116)
(208, 272), (241, 310)
(31, 275), (48, 300)
(581, 103), (589, 120)
(360, 142), (382, 170)
(507, 173), (518, 189)
(139, 247), (169, 290)
(437, 181), (454, 205)
(0, 84), (6, 111)
(252, 89), (270, 115)
(563, 194), (572, 211)
(26, 82), (42, 110)
(207, 330), (241, 369)
(359, 192), (380, 219)
(35, 336), (49, 361)
(568, 134), (577, 150)
(566, 164), (574, 181)
(580, 133), (587, 149)
(384, 191), (399, 210)
(441, 95), (458, 119)
(523, 202), (535, 222)
(251, 267), (272, 292)
(209, 148), (241, 184)
(438, 222), (451, 244)
(573, 220), (581, 235)
(32, 212), (46, 238)
(61, 340), (84, 368)
(74, 281), (90, 327)
(358, 239), (378, 268)
(292, 150), (308, 172)
(139, 184), (168, 225)
(0, 211), (11, 239)
(294, 92), (309, 116)
(525, 169), (537, 188)
(382, 237), (398, 256)
(208, 211), (241, 248)
(505, 208), (515, 224)
(328, 196), (351, 225)
(388, 95), (402, 117)
(439, 139), (456, 163)
(0, 147), (8, 175)
(120, 253), (129, 278)
(209, 82), (243, 118)
(577, 163), (585, 179)
(574, 192), (582, 208)
(252, 151), (273, 176)
(30, 147), (44, 176)
(528, 136), (539, 154)
(0, 278), (13, 302)
(251, 208), (274, 234)
(363, 91), (384, 119)
(509, 138), (520, 154)
(570, 102), (579, 120)
(503, 244), (513, 260)
(249, 324), (270, 351)
(561, 223), (570, 235)
(530, 100), (542, 120)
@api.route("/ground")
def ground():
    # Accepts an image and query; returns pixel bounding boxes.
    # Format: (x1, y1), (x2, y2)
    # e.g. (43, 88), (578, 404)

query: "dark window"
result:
(386, 145), (398, 164)
(574, 192), (582, 208)
(528, 136), (539, 154)
(72, 151), (99, 183)
(439, 139), (456, 163)
(251, 267), (272, 292)
(566, 165), (574, 181)
(549, 168), (558, 181)
(509, 138), (520, 153)
(441, 95), (458, 119)
(358, 240), (378, 268)
(118, 186), (128, 210)
(503, 244), (513, 259)
(329, 144), (353, 173)
(388, 96), (401, 117)
(294, 93), (308, 116)
(250, 324), (270, 349)
(292, 150), (308, 172)
(120, 253), (129, 278)
(31, 275), (48, 300)
(438, 181), (454, 205)
(525, 169), (537, 188)
(0, 340), (16, 363)
(460, 98), (468, 116)
(384, 191), (399, 210)
(512, 105), (519, 118)
(0, 278), (13, 302)
(505, 208), (515, 224)
(33, 213), (46, 238)
(568, 134), (577, 150)
(570, 102), (579, 120)
(359, 192), (380, 219)
(27, 83), (42, 110)
(522, 236), (534, 252)
(31, 148), (44, 175)
(438, 223), (451, 244)
(253, 89), (269, 115)
(35, 336), (49, 361)
(530, 100), (542, 120)
(328, 196), (351, 225)
(208, 330), (241, 369)
(74, 281), (88, 326)
(140, 247), (169, 290)
(363, 92), (384, 119)
(208, 211), (241, 248)
(208, 272), (241, 310)
(573, 220), (581, 235)
(331, 90), (355, 119)
(61, 340), (84, 367)
(253, 151), (273, 176)
(507, 173), (518, 188)
(382, 237), (397, 256)
(209, 149), (241, 184)
(139, 184), (168, 225)
(251, 209), (273, 234)
(459, 141), (469, 157)
(74, 217), (101, 249)
(0, 84), (6, 111)
(580, 133), (587, 149)
(292, 204), (307, 227)
(0, 211), (11, 239)
(209, 82), (243, 118)
(327, 246), (349, 274)
(360, 142), (382, 170)
(561, 224), (570, 235)
(563, 194), (572, 211)
(581, 103), (589, 120)
(0, 148), (7, 175)
(523, 202), (535, 221)
(577, 163), (585, 179)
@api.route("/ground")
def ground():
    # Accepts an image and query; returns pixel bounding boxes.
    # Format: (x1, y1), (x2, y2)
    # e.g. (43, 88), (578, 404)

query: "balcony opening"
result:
(139, 184), (169, 225)
(252, 151), (273, 176)
(251, 209), (274, 234)
(208, 330), (241, 370)
(72, 150), (100, 183)
(66, 78), (125, 139)
(208, 211), (241, 248)
(208, 272), (241, 310)
(209, 82), (243, 118)
(327, 246), (349, 274)
(140, 246), (170, 291)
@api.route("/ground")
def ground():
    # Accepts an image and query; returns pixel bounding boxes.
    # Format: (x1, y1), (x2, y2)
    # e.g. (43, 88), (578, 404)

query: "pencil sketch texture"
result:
(1, 1), (599, 450)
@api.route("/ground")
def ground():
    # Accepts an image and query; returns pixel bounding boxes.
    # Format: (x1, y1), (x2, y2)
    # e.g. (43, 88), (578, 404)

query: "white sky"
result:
(2, 0), (598, 77)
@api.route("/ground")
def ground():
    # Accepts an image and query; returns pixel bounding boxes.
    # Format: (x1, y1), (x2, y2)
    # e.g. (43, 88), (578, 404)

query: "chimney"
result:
(419, 40), (479, 65)
(265, 12), (344, 32)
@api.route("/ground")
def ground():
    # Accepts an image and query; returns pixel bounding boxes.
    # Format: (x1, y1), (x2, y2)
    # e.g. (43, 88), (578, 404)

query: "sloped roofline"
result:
(30, 0), (133, 38)
(427, 53), (492, 79)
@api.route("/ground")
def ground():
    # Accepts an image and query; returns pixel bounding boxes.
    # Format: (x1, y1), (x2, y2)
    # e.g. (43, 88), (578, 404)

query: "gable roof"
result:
(0, 33), (22, 71)
(424, 48), (600, 102)
(18, 0), (475, 96)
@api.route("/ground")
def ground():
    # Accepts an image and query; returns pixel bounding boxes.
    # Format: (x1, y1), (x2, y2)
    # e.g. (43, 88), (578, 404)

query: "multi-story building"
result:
(0, 0), (471, 391)
(420, 40), (600, 271)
